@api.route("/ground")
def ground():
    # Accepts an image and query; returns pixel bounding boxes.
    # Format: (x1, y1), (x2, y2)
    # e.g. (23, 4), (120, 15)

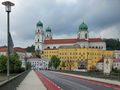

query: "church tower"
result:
(45, 27), (52, 40)
(77, 22), (89, 39)
(35, 21), (44, 53)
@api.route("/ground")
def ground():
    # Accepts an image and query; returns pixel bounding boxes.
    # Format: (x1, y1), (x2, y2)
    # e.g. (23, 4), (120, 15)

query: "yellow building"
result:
(42, 46), (114, 71)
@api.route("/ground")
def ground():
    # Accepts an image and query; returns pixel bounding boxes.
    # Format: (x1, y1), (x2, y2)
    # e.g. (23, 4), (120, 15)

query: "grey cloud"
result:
(0, 0), (120, 47)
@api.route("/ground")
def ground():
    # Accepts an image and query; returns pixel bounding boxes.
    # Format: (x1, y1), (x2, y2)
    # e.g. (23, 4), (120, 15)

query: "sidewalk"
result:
(17, 70), (46, 90)
(51, 71), (120, 86)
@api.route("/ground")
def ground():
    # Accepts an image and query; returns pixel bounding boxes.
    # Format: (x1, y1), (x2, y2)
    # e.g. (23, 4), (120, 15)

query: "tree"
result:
(60, 61), (66, 70)
(26, 62), (31, 70)
(103, 38), (120, 50)
(0, 53), (23, 73)
(9, 53), (22, 73)
(0, 55), (7, 72)
(61, 61), (66, 67)
(48, 60), (52, 69)
(49, 56), (61, 70)
(26, 45), (35, 52)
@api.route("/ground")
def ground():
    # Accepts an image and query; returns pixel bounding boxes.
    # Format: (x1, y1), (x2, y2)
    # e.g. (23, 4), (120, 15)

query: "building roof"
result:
(79, 22), (88, 31)
(113, 59), (120, 62)
(37, 21), (43, 27)
(46, 27), (51, 32)
(44, 38), (103, 44)
(0, 47), (26, 52)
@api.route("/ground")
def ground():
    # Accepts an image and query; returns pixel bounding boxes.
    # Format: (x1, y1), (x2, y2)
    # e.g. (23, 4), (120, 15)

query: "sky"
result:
(0, 0), (120, 48)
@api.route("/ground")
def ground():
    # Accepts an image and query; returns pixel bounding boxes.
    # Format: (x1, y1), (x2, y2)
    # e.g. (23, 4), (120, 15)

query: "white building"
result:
(103, 58), (113, 74)
(96, 59), (104, 71)
(114, 50), (120, 59)
(35, 21), (106, 53)
(113, 59), (120, 70)
(28, 58), (49, 70)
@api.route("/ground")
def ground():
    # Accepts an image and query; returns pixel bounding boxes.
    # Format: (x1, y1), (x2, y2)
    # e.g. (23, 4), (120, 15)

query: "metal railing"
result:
(0, 70), (30, 90)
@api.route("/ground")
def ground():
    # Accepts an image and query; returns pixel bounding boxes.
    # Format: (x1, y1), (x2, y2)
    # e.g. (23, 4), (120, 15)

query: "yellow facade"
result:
(42, 48), (114, 71)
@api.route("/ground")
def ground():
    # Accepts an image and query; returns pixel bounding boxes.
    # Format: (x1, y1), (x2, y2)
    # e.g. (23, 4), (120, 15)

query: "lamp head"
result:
(2, 1), (14, 12)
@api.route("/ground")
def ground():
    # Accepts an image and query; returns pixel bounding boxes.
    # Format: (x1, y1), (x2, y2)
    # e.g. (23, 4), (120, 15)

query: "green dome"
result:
(46, 27), (51, 32)
(37, 21), (43, 27)
(79, 22), (88, 31)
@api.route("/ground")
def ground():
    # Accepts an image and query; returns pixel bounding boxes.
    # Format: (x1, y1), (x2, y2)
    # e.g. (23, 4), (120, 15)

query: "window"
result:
(85, 33), (87, 39)
(53, 46), (56, 49)
(38, 39), (39, 42)
(47, 46), (50, 49)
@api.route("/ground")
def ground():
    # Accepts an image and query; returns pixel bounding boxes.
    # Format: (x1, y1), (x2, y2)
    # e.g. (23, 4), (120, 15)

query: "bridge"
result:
(0, 70), (120, 90)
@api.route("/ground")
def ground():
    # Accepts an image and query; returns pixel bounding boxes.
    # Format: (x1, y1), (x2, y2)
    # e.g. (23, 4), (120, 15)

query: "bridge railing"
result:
(0, 70), (30, 90)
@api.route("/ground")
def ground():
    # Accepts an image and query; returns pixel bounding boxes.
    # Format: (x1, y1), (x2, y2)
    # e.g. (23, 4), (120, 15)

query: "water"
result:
(0, 73), (7, 82)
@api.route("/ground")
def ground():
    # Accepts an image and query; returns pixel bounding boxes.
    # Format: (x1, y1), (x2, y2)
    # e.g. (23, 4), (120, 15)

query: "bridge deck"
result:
(16, 70), (46, 90)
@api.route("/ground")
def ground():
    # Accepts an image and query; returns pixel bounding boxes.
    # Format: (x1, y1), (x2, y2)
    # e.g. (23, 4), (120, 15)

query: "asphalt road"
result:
(39, 70), (115, 90)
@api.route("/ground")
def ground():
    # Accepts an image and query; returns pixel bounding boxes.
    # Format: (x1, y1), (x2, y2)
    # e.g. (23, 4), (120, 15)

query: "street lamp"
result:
(2, 1), (14, 79)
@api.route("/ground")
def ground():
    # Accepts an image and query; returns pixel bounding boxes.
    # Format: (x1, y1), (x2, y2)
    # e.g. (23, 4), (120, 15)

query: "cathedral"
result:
(35, 21), (106, 53)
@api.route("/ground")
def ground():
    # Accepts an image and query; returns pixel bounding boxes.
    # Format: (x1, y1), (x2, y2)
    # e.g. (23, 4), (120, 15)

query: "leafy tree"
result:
(26, 45), (35, 52)
(103, 38), (120, 50)
(61, 61), (66, 67)
(0, 55), (7, 72)
(50, 56), (61, 69)
(9, 53), (22, 73)
(48, 61), (52, 69)
(26, 62), (31, 70)
(0, 53), (23, 73)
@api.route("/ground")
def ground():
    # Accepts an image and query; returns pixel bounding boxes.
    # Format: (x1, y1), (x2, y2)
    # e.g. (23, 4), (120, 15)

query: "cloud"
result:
(0, 0), (120, 48)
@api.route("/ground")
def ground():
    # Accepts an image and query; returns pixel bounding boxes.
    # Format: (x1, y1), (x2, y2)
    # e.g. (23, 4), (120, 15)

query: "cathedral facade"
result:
(35, 21), (106, 53)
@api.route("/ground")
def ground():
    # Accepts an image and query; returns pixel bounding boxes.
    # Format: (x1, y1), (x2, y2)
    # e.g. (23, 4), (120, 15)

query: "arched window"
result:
(47, 46), (50, 49)
(38, 39), (39, 42)
(53, 46), (56, 49)
(85, 33), (87, 39)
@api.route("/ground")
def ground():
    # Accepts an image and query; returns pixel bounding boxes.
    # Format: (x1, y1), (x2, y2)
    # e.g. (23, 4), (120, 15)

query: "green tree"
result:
(48, 61), (52, 69)
(50, 56), (61, 69)
(26, 45), (35, 52)
(103, 38), (120, 50)
(0, 55), (7, 72)
(61, 61), (66, 67)
(26, 62), (31, 70)
(10, 53), (22, 73)
(0, 53), (24, 73)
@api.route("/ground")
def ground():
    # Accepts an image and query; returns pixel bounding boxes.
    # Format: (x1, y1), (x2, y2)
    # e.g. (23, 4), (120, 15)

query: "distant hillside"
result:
(103, 38), (120, 50)
(26, 45), (35, 52)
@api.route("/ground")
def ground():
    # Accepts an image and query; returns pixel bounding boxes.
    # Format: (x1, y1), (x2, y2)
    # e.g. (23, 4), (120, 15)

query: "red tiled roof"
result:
(113, 59), (120, 62)
(0, 47), (26, 52)
(0, 48), (7, 52)
(44, 38), (103, 44)
(88, 38), (103, 42)
(14, 47), (26, 52)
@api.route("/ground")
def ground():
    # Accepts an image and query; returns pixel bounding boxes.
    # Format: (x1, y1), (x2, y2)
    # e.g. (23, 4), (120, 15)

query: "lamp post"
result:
(24, 52), (27, 71)
(2, 1), (14, 79)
